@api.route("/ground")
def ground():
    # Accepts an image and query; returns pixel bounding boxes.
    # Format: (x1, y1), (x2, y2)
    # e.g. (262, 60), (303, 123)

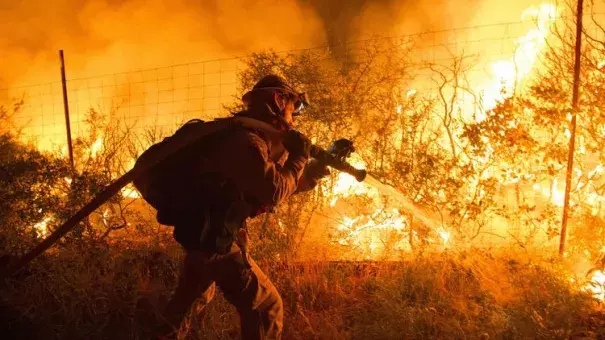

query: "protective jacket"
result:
(138, 104), (315, 251)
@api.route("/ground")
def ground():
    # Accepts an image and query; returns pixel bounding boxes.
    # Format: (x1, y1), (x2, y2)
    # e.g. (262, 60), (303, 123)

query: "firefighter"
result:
(155, 75), (334, 339)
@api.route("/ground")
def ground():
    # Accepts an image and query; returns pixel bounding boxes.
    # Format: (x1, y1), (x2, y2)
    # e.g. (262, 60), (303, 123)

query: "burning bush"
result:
(0, 105), (165, 258)
(232, 7), (605, 265)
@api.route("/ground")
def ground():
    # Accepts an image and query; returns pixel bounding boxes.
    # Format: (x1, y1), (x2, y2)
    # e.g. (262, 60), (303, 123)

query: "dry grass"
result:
(1, 244), (603, 339)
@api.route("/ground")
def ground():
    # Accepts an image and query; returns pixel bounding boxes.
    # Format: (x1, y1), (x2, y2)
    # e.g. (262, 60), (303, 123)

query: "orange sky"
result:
(1, 0), (554, 89)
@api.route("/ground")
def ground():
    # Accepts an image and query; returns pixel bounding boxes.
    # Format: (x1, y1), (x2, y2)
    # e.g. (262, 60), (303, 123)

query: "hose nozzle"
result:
(310, 145), (367, 182)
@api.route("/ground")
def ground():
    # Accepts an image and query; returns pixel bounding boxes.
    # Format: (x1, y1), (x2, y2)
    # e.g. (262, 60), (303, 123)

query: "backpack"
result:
(132, 118), (236, 220)
(132, 117), (267, 254)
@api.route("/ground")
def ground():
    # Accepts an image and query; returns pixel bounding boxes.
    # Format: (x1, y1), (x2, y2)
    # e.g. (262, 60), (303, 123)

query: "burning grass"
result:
(1, 243), (602, 339)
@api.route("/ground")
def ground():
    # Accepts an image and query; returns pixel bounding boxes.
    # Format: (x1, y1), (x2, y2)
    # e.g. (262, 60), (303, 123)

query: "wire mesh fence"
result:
(1, 57), (242, 151)
(4, 16), (595, 151)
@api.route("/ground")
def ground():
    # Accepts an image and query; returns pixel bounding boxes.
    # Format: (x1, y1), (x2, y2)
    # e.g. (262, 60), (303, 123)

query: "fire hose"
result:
(1, 117), (366, 278)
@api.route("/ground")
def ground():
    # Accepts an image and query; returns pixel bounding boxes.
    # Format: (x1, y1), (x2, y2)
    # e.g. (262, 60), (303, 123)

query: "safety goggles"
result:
(292, 92), (309, 116)
(251, 86), (309, 116)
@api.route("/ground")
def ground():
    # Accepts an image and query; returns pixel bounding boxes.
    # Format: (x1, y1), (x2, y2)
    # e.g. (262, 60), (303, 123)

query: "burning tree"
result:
(463, 1), (605, 260)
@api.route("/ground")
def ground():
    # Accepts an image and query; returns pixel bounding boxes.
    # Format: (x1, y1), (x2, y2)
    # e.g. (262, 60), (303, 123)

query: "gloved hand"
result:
(283, 130), (311, 159)
(327, 138), (355, 162)
(302, 139), (355, 187)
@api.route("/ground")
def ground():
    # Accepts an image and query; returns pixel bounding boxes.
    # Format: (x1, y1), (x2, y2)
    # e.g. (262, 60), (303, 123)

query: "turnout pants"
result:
(159, 244), (283, 339)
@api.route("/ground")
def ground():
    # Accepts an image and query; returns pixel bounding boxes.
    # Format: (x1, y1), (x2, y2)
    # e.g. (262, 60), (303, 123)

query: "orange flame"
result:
(89, 138), (104, 158)
(583, 270), (605, 302)
(31, 216), (52, 238)
(482, 4), (557, 112)
(324, 3), (559, 258)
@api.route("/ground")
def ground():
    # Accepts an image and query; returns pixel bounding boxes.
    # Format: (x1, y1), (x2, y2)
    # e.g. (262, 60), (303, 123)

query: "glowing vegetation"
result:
(0, 2), (604, 339)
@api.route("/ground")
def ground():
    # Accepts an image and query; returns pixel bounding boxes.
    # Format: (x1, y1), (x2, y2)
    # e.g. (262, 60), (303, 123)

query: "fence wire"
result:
(6, 18), (600, 150)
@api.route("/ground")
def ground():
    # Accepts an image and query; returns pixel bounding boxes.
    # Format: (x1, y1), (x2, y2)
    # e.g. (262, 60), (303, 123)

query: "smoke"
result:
(0, 0), (326, 88)
(1, 0), (547, 88)
(305, 0), (471, 45)
(304, 0), (549, 46)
